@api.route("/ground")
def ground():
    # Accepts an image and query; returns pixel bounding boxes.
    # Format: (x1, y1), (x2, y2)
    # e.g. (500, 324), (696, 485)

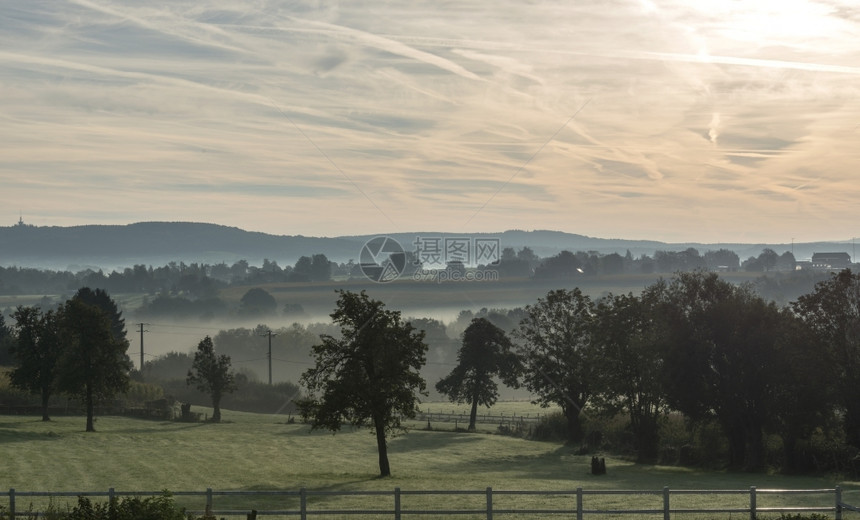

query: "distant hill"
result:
(0, 221), (854, 270)
(0, 222), (363, 270)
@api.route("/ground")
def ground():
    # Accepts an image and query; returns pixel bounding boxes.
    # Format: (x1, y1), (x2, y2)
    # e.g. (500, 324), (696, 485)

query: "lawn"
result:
(1, 404), (859, 518)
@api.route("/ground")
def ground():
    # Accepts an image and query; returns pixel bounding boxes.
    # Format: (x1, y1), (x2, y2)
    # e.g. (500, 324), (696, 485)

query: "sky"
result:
(1, 0), (859, 244)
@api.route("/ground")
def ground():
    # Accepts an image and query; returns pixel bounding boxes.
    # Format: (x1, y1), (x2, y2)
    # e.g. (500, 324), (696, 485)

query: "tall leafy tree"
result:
(298, 290), (428, 477)
(514, 288), (595, 443)
(56, 298), (132, 432)
(436, 318), (520, 431)
(792, 269), (860, 448)
(659, 271), (784, 470)
(591, 290), (669, 462)
(766, 310), (833, 470)
(72, 287), (127, 344)
(0, 313), (15, 365)
(8, 306), (62, 421)
(186, 336), (237, 423)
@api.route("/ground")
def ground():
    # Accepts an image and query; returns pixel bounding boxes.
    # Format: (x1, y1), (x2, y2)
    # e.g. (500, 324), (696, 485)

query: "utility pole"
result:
(260, 329), (278, 385)
(137, 323), (149, 372)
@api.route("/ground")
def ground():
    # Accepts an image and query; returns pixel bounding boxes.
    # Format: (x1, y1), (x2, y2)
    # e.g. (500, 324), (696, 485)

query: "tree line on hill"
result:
(0, 244), (816, 298)
(0, 254), (336, 297)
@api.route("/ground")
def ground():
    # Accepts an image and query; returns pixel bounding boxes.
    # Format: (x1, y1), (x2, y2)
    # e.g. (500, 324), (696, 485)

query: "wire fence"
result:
(2, 486), (856, 520)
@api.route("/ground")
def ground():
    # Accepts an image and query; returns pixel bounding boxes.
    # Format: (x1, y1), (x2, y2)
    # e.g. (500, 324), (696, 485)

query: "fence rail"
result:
(2, 486), (855, 519)
(417, 411), (544, 427)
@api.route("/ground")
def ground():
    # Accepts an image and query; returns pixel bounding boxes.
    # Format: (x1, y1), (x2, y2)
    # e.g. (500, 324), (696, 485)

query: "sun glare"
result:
(687, 0), (843, 47)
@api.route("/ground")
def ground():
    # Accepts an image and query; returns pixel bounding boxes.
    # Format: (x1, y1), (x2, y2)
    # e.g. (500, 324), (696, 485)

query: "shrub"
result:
(529, 411), (569, 442)
(44, 493), (190, 520)
(773, 514), (831, 520)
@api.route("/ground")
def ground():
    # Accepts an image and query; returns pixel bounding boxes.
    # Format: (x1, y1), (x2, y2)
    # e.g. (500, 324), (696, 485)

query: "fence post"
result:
(749, 486), (757, 520)
(300, 488), (307, 520)
(394, 487), (401, 520)
(836, 486), (843, 520)
(576, 487), (583, 520)
(9, 488), (15, 520)
(206, 488), (213, 517)
(486, 487), (493, 520)
(663, 487), (670, 520)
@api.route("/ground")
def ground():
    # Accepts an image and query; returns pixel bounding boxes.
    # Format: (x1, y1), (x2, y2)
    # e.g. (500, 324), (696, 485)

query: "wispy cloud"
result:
(0, 0), (858, 243)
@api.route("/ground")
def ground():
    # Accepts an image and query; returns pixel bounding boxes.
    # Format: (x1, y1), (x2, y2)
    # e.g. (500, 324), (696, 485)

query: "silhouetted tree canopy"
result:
(298, 290), (428, 477)
(792, 269), (860, 449)
(56, 296), (132, 432)
(436, 318), (520, 430)
(239, 288), (277, 316)
(186, 336), (237, 423)
(591, 291), (669, 462)
(8, 306), (61, 421)
(515, 288), (595, 443)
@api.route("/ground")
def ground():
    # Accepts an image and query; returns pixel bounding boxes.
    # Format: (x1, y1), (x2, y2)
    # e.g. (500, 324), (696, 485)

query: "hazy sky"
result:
(2, 0), (858, 243)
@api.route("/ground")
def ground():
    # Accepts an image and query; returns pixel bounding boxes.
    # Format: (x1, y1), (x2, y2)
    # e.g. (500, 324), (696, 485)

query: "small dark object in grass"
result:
(591, 456), (606, 475)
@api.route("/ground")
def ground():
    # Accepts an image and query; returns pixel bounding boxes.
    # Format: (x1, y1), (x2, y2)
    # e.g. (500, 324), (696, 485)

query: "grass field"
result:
(2, 403), (859, 518)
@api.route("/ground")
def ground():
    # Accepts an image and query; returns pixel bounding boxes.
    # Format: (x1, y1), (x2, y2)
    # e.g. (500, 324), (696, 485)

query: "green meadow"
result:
(1, 404), (859, 518)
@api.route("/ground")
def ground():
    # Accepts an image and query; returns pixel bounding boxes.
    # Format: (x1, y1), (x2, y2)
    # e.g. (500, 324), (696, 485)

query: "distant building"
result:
(795, 260), (812, 271)
(811, 252), (852, 270)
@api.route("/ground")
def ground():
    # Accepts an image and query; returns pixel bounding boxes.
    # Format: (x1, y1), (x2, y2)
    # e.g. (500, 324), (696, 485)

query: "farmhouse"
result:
(810, 252), (852, 270)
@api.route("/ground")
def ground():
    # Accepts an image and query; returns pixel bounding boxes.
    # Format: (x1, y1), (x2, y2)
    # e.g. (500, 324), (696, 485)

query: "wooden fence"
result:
(417, 411), (544, 427)
(2, 486), (856, 519)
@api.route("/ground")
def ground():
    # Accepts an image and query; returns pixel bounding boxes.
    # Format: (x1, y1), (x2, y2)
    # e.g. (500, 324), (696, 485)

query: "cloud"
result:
(708, 113), (721, 145)
(1, 0), (859, 243)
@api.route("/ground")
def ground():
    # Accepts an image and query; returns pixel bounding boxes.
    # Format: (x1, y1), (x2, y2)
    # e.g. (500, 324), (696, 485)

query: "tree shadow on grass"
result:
(0, 421), (65, 443)
(388, 428), (485, 453)
(105, 421), (209, 434)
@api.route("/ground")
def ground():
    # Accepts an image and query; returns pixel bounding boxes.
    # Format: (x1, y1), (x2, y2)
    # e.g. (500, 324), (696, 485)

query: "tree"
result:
(600, 253), (624, 275)
(591, 291), (669, 462)
(659, 271), (784, 469)
(187, 336), (237, 423)
(758, 248), (779, 271)
(71, 287), (127, 344)
(777, 251), (797, 271)
(56, 297), (132, 432)
(532, 251), (582, 279)
(8, 306), (62, 421)
(298, 290), (428, 477)
(310, 254), (332, 282)
(436, 318), (520, 431)
(0, 313), (16, 366)
(514, 288), (595, 443)
(704, 249), (740, 271)
(766, 310), (833, 470)
(291, 256), (314, 282)
(792, 269), (860, 448)
(239, 287), (277, 316)
(495, 247), (531, 278)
